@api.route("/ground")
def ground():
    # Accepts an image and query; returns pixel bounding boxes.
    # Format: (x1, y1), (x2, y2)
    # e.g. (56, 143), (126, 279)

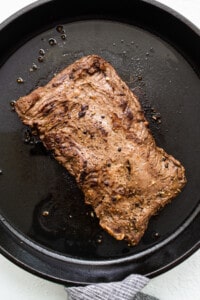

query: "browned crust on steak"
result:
(15, 55), (186, 245)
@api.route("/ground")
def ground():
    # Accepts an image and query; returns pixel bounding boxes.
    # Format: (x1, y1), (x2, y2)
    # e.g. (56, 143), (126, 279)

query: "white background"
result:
(0, 1), (200, 299)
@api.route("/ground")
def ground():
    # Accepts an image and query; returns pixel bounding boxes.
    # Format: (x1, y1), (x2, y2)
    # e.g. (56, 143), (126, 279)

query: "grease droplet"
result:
(42, 210), (49, 217)
(17, 77), (24, 84)
(39, 49), (45, 56)
(38, 56), (44, 63)
(10, 100), (16, 111)
(33, 63), (38, 70)
(96, 234), (103, 244)
(56, 25), (64, 33)
(30, 63), (38, 72)
(152, 231), (160, 239)
(10, 100), (16, 107)
(61, 34), (67, 40)
(49, 38), (57, 46)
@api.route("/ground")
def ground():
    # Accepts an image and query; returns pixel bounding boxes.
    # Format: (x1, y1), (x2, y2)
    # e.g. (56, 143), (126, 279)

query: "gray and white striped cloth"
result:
(66, 274), (158, 300)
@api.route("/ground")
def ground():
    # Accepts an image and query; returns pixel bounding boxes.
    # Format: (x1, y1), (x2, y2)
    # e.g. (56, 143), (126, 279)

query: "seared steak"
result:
(15, 55), (186, 245)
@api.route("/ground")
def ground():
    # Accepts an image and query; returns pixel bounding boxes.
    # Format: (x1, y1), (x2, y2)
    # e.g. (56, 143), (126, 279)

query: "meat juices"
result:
(15, 55), (186, 245)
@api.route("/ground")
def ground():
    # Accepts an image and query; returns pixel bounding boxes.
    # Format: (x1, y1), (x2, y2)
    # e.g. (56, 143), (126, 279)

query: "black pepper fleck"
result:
(78, 111), (86, 118)
(111, 196), (116, 202)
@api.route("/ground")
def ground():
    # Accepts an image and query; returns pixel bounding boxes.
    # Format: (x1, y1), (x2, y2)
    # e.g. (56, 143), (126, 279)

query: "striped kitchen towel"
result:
(66, 274), (158, 300)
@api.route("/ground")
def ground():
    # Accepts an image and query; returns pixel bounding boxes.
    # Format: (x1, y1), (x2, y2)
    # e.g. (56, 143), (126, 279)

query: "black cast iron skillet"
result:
(0, 0), (200, 285)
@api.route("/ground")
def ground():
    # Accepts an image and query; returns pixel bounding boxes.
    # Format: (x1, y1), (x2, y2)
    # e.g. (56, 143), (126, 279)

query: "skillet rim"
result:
(0, 0), (199, 284)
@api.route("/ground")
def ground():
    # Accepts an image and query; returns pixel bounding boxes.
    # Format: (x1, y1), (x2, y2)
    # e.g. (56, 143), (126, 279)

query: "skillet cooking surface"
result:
(0, 0), (200, 284)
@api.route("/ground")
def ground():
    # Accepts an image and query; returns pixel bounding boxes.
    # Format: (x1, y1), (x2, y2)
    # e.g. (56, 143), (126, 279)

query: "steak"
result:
(15, 55), (186, 245)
